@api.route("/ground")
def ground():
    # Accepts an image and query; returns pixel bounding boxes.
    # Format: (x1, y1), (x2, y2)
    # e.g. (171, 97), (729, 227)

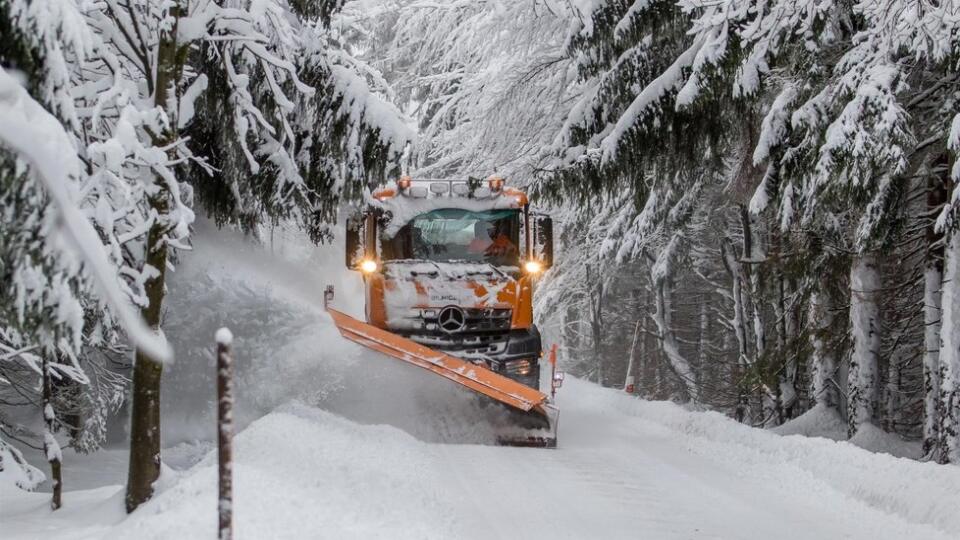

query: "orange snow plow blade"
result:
(327, 308), (549, 412)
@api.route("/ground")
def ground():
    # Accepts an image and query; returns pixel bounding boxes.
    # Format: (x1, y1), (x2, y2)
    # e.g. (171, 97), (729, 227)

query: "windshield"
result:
(382, 208), (521, 266)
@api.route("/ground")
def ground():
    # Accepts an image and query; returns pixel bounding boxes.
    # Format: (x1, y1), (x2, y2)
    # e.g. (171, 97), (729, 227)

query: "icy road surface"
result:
(3, 376), (960, 539)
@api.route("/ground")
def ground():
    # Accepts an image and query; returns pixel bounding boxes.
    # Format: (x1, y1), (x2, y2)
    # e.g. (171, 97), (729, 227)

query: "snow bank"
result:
(2, 404), (464, 539)
(772, 403), (847, 441)
(114, 404), (464, 539)
(848, 422), (922, 460)
(0, 441), (45, 493)
(566, 378), (960, 537)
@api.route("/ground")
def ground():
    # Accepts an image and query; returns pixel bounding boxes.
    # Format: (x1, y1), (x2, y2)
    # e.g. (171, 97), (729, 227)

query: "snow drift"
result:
(4, 377), (960, 539)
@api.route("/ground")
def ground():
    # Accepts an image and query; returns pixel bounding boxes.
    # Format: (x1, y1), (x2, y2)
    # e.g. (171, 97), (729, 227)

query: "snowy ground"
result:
(4, 374), (960, 539)
(3, 222), (960, 539)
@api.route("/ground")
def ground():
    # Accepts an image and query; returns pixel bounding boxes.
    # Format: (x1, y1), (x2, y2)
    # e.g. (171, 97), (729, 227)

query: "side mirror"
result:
(345, 215), (363, 269)
(533, 215), (554, 268)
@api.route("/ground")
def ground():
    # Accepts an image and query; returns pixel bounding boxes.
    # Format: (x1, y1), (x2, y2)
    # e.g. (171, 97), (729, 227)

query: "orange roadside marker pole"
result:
(549, 344), (560, 399)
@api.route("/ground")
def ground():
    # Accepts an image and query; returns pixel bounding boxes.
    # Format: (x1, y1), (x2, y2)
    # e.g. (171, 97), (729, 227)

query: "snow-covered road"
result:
(435, 384), (946, 540)
(4, 375), (959, 540)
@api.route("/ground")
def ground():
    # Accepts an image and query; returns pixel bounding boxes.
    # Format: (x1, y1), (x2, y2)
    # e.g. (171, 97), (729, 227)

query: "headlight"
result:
(505, 359), (533, 376)
(359, 259), (378, 273)
(523, 260), (543, 274)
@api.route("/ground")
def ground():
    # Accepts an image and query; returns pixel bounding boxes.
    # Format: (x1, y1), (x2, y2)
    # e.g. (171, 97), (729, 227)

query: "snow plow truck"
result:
(324, 175), (560, 447)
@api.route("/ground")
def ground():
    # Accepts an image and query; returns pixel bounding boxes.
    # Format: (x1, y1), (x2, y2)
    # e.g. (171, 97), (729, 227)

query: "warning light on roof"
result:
(398, 176), (412, 190)
(488, 176), (505, 192)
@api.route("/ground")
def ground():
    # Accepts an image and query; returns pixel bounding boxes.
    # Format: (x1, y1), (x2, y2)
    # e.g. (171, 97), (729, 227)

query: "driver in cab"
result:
(468, 221), (516, 258)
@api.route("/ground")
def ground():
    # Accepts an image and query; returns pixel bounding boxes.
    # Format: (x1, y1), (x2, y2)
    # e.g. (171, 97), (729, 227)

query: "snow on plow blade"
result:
(326, 308), (556, 446)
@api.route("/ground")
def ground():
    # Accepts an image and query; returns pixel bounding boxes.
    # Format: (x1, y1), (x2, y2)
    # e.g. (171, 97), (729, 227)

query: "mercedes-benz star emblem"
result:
(437, 306), (466, 333)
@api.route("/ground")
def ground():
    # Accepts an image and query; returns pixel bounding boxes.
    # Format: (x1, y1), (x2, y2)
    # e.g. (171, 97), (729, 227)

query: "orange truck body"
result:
(332, 177), (557, 445)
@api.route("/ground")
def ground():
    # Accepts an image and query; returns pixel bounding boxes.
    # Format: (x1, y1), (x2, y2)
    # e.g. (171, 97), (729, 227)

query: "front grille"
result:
(391, 307), (513, 360)
(398, 307), (512, 334)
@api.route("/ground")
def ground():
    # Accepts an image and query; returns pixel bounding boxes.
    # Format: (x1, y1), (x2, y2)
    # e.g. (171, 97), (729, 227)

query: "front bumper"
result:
(397, 327), (542, 390)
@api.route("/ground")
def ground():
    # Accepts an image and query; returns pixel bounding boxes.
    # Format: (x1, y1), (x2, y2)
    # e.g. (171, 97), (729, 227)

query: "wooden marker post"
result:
(216, 328), (234, 540)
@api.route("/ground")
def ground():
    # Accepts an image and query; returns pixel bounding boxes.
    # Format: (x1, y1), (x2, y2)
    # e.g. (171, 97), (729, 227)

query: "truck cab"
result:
(345, 176), (553, 390)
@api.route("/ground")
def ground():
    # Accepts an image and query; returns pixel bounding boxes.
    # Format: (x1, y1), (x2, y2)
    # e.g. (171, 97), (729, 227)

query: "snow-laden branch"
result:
(0, 67), (171, 363)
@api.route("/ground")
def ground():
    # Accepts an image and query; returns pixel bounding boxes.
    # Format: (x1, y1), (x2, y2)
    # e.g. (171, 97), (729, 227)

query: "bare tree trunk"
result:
(639, 306), (650, 397)
(42, 355), (62, 510)
(126, 1), (183, 513)
(786, 277), (802, 411)
(937, 229), (960, 463)
(771, 228), (791, 424)
(722, 238), (750, 421)
(624, 320), (640, 393)
(884, 353), (903, 433)
(777, 274), (798, 421)
(126, 204), (169, 513)
(740, 207), (773, 423)
(848, 252), (881, 438)
(595, 279), (603, 385)
(740, 206), (766, 358)
(697, 298), (709, 398)
(923, 172), (947, 457)
(217, 329), (235, 540)
(809, 290), (838, 410)
(586, 264), (604, 385)
(653, 279), (697, 402)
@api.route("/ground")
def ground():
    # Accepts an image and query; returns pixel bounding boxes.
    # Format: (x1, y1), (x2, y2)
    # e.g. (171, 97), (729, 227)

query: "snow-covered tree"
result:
(352, 0), (578, 183)
(533, 0), (960, 444)
(0, 0), (161, 502)
(1, 0), (410, 508)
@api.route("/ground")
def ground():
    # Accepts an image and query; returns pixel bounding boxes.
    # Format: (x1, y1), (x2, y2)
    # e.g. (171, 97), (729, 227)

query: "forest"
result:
(350, 0), (960, 462)
(1, 0), (960, 535)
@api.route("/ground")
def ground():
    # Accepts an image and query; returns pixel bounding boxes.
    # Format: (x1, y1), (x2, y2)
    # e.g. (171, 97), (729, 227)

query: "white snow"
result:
(382, 261), (512, 327)
(215, 327), (234, 347)
(599, 36), (705, 162)
(43, 431), (63, 462)
(177, 74), (208, 128)
(0, 66), (172, 363)
(752, 83), (798, 167)
(613, 1), (653, 39)
(0, 440), (45, 492)
(3, 377), (960, 539)
(774, 403), (847, 441)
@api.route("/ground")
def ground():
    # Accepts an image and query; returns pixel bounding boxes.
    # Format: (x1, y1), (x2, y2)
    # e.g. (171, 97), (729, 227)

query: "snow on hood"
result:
(382, 261), (515, 327)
